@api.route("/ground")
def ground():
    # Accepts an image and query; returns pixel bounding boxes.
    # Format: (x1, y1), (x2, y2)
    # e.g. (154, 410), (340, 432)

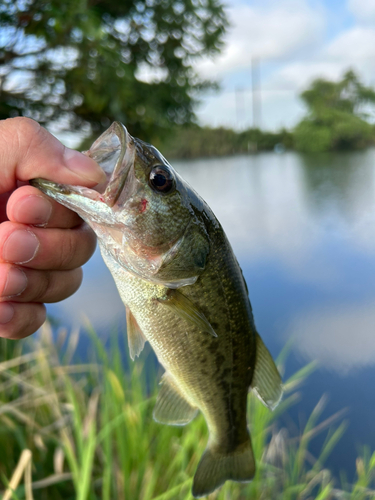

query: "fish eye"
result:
(149, 165), (175, 194)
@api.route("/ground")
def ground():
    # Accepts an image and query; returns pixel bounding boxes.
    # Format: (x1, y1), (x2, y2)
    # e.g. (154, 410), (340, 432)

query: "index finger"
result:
(0, 117), (105, 194)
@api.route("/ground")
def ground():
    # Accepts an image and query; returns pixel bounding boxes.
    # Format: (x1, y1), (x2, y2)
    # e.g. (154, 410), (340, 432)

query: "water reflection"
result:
(47, 147), (375, 476)
(49, 249), (125, 329)
(49, 148), (375, 370)
(182, 152), (320, 263)
(290, 302), (375, 373)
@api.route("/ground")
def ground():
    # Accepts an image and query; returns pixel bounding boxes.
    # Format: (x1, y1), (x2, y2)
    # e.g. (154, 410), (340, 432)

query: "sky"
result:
(194, 0), (375, 131)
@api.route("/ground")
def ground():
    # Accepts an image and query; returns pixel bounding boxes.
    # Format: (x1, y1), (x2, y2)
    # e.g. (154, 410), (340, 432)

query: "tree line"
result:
(156, 126), (293, 158)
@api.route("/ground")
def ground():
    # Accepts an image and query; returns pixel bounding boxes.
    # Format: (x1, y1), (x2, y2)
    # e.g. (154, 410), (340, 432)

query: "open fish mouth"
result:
(31, 122), (198, 286)
(30, 122), (134, 223)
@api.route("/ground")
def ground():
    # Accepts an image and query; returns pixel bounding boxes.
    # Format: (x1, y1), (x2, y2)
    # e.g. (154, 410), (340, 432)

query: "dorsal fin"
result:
(125, 306), (146, 361)
(153, 372), (198, 426)
(157, 290), (217, 337)
(251, 333), (283, 410)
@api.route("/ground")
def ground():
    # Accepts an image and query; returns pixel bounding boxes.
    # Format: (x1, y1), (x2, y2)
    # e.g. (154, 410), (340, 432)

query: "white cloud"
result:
(326, 26), (375, 66)
(267, 61), (343, 95)
(196, 0), (325, 79)
(289, 302), (375, 373)
(348, 0), (375, 22)
(257, 26), (375, 115)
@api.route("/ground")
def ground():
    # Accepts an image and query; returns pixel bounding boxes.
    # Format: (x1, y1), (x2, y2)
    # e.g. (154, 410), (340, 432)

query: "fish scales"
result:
(31, 121), (283, 498)
(102, 212), (255, 449)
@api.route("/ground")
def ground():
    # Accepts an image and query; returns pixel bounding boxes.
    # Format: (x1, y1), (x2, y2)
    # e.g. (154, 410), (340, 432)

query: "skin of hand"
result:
(0, 117), (106, 339)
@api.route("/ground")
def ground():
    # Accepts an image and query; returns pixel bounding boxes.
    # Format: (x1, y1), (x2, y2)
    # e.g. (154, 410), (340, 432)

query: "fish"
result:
(31, 122), (283, 498)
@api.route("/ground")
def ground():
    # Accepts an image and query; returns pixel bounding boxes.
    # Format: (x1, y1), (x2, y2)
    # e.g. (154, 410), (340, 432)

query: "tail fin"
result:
(192, 438), (255, 498)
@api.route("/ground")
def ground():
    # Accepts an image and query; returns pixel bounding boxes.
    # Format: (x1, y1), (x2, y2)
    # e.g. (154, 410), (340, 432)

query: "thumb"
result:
(0, 117), (105, 193)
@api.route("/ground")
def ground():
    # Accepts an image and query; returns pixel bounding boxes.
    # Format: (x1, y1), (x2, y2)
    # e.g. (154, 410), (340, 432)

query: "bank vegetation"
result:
(0, 324), (373, 500)
(160, 71), (375, 159)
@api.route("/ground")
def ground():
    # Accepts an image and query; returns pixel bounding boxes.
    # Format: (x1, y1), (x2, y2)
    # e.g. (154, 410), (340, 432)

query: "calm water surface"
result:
(48, 149), (375, 478)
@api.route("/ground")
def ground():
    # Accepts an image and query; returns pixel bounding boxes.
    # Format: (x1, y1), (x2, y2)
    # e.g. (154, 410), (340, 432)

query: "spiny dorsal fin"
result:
(157, 290), (217, 337)
(126, 306), (146, 361)
(251, 333), (283, 411)
(153, 372), (198, 426)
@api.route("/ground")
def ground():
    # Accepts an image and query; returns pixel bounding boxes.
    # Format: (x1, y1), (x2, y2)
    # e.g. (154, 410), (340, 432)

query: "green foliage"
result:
(294, 70), (375, 152)
(0, 323), (370, 500)
(294, 121), (332, 153)
(157, 125), (293, 159)
(0, 0), (227, 140)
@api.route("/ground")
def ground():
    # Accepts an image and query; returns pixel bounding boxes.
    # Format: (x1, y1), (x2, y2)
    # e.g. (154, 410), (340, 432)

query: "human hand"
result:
(0, 117), (105, 339)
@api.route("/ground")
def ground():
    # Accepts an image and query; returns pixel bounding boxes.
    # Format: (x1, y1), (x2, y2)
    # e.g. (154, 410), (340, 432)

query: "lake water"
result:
(48, 149), (375, 479)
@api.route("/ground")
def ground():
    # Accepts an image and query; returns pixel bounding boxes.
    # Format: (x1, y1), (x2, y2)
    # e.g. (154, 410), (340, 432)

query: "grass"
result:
(0, 323), (372, 500)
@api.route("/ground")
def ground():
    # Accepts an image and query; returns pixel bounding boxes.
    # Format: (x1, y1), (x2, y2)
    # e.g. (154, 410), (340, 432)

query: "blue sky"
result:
(194, 0), (375, 130)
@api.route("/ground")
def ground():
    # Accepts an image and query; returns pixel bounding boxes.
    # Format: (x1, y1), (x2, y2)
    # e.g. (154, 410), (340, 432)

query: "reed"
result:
(0, 323), (370, 500)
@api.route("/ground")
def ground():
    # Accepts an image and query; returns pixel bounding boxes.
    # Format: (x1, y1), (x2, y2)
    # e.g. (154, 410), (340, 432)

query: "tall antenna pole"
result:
(251, 58), (261, 129)
(235, 86), (245, 129)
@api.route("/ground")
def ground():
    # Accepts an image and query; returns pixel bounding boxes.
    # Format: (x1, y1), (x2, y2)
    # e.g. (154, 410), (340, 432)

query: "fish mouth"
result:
(30, 122), (134, 223)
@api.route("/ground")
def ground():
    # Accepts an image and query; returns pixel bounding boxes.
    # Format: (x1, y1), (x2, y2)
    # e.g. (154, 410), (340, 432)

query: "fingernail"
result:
(0, 303), (14, 324)
(3, 230), (40, 264)
(3, 267), (27, 297)
(63, 147), (106, 184)
(14, 195), (52, 226)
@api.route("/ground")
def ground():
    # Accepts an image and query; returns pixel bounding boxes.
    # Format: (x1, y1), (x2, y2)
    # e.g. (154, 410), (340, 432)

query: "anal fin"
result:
(126, 306), (146, 361)
(153, 373), (198, 426)
(251, 333), (283, 410)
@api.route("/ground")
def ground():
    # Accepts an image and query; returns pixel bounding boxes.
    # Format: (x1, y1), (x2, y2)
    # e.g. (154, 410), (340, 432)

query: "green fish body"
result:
(32, 122), (283, 498)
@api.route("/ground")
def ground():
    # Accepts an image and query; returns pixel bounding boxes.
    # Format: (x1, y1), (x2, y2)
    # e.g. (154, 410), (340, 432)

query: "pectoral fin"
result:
(125, 306), (146, 361)
(153, 373), (198, 426)
(157, 290), (217, 337)
(251, 333), (283, 410)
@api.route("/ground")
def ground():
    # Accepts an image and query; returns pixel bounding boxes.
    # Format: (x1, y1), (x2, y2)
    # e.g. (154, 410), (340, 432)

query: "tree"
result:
(0, 0), (227, 141)
(294, 70), (375, 152)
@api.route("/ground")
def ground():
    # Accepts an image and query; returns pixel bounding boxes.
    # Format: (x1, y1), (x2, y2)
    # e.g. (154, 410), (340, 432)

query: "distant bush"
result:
(294, 121), (332, 153)
(294, 70), (375, 153)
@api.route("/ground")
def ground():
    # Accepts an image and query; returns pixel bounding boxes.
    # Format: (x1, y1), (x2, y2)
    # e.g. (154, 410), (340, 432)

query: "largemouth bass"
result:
(31, 122), (283, 498)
